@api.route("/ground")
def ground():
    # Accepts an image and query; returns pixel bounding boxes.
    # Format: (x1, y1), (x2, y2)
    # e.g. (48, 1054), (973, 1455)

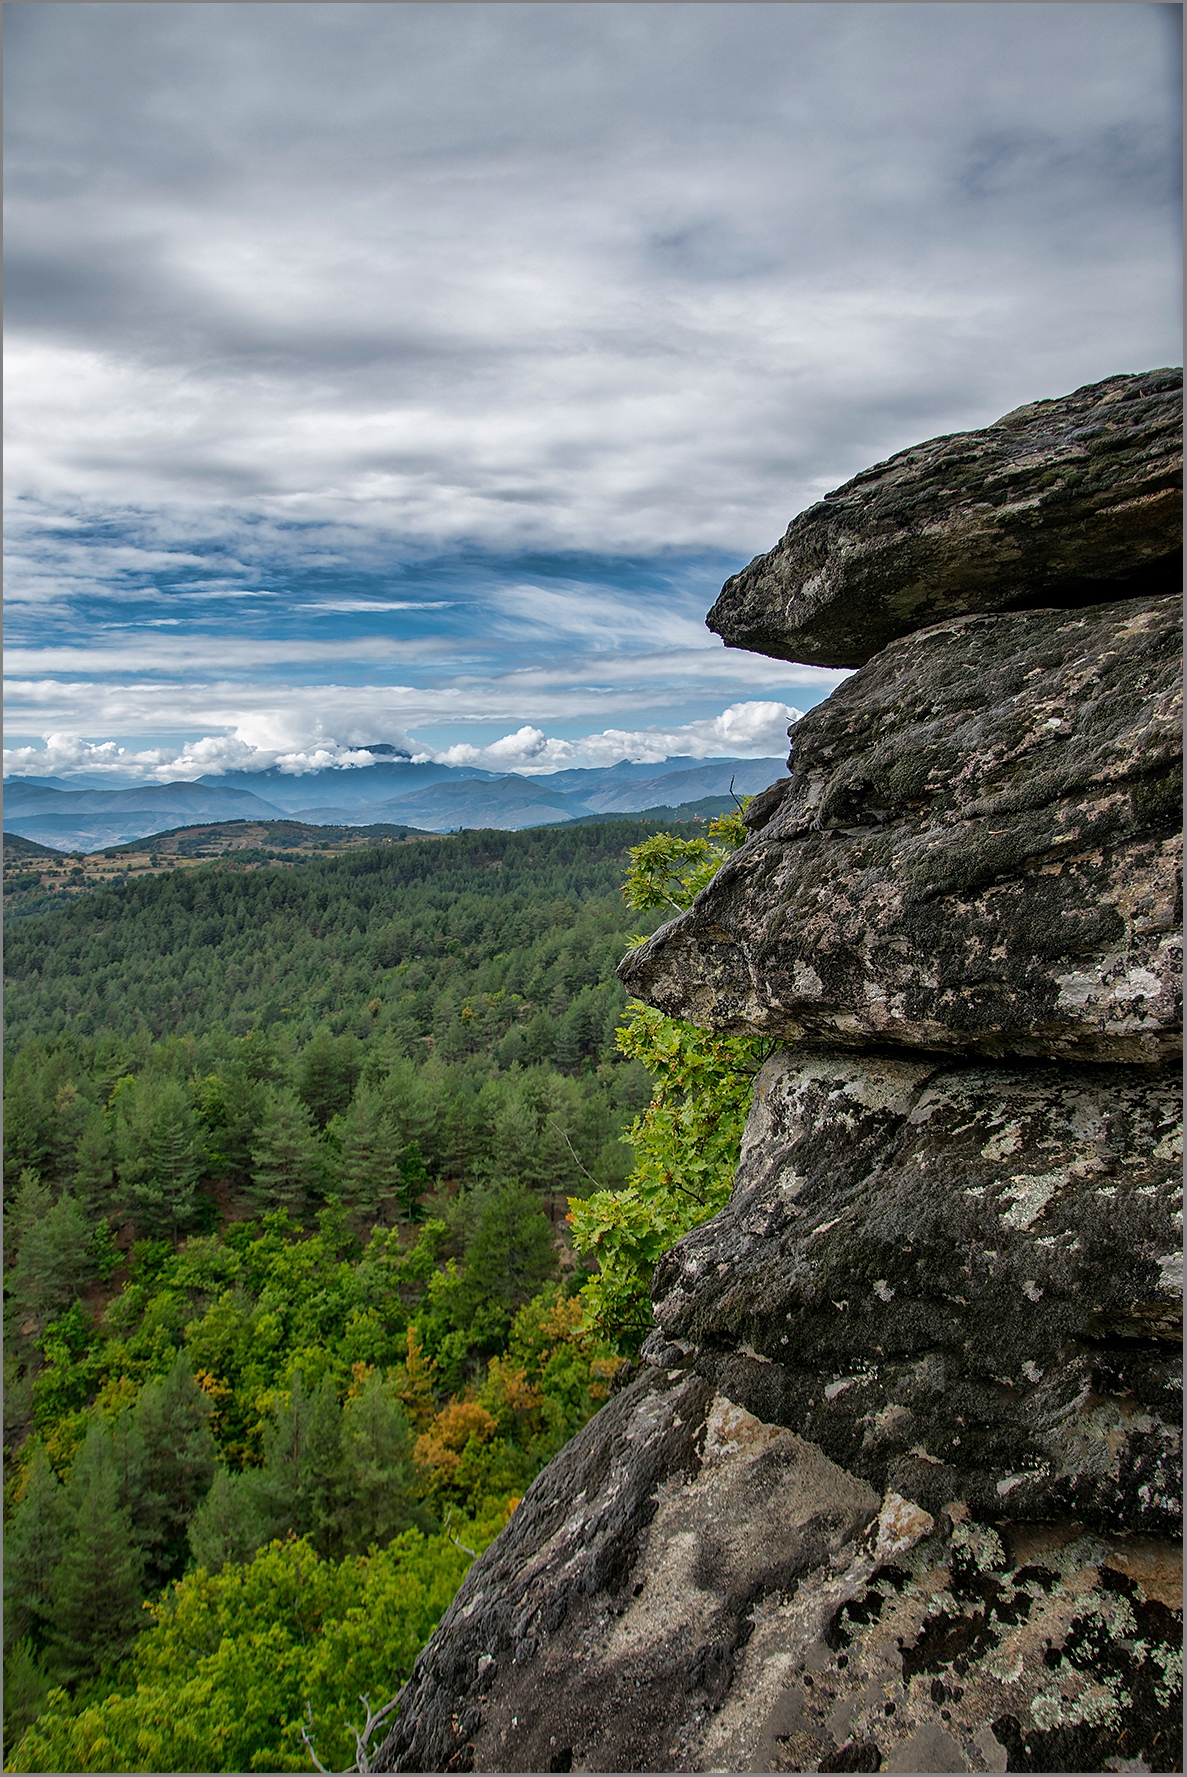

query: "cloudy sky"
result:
(4, 2), (1181, 780)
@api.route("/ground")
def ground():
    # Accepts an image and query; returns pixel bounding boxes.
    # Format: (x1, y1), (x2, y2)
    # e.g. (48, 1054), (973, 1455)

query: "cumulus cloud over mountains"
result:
(3, 701), (803, 784)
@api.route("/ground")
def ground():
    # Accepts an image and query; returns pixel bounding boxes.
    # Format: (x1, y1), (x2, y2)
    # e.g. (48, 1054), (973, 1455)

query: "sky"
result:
(4, 2), (1181, 781)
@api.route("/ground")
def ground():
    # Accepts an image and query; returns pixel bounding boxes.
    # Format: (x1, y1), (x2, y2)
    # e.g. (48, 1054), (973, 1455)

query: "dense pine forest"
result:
(3, 817), (758, 1772)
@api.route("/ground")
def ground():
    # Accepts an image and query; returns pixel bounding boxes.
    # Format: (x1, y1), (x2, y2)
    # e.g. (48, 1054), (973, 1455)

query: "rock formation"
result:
(375, 376), (1182, 1775)
(623, 596), (1181, 1067)
(707, 369), (1182, 667)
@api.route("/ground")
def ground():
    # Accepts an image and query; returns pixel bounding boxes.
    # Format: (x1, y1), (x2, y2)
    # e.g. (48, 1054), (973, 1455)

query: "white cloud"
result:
(3, 652), (844, 753)
(2, 733), (180, 779)
(5, 636), (454, 674)
(3, 700), (804, 783)
(545, 701), (804, 770)
(1, 728), (419, 783)
(439, 702), (807, 774)
(303, 600), (453, 613)
(5, 7), (1180, 562)
(437, 726), (578, 770)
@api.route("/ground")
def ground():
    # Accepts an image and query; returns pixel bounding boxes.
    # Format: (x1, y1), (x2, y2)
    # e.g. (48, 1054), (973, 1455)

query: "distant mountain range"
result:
(3, 756), (787, 853)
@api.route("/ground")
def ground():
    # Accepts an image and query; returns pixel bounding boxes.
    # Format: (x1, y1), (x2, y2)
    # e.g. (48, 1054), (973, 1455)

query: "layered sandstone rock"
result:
(621, 596), (1182, 1066)
(374, 376), (1182, 1775)
(708, 368), (1182, 667)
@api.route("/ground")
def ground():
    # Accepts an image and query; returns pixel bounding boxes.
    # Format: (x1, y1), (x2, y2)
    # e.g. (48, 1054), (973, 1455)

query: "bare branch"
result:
(305, 1690), (402, 1775)
(443, 1506), (478, 1559)
(351, 1691), (403, 1774)
(547, 1117), (601, 1186)
(301, 1702), (333, 1775)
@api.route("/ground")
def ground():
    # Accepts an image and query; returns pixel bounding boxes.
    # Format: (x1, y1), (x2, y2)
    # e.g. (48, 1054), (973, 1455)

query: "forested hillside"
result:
(3, 818), (754, 1772)
(5, 820), (666, 1053)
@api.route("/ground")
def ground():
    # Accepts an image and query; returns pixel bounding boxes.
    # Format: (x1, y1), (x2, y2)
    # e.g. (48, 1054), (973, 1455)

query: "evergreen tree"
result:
(108, 1401), (149, 1521)
(196, 1064), (267, 1189)
(336, 1370), (419, 1554)
(485, 1072), (567, 1191)
(115, 1076), (204, 1246)
(254, 1371), (343, 1554)
(187, 1467), (266, 1574)
(455, 1184), (557, 1326)
(6, 1195), (94, 1336)
(398, 1140), (432, 1221)
(132, 1350), (218, 1589)
(296, 1029), (362, 1128)
(334, 1089), (404, 1224)
(73, 1107), (114, 1213)
(7, 1168), (51, 1246)
(47, 1420), (145, 1684)
(3, 1061), (59, 1191)
(437, 1089), (481, 1182)
(50, 1081), (93, 1185)
(2, 1636), (52, 1754)
(247, 1087), (325, 1220)
(3, 1441), (69, 1654)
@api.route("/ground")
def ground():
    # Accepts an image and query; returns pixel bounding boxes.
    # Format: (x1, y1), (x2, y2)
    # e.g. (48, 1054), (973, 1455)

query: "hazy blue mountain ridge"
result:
(3, 780), (288, 818)
(193, 759), (502, 809)
(3, 755), (787, 851)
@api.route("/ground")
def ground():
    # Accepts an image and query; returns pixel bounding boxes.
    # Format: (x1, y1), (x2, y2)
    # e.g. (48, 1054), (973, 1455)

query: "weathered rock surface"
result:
(374, 382), (1182, 1774)
(375, 1048), (1181, 1775)
(707, 369), (1183, 667)
(622, 596), (1182, 1065)
(653, 1048), (1182, 1535)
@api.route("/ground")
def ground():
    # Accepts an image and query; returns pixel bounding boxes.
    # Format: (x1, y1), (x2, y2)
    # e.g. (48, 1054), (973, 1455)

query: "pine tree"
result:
(196, 1065), (267, 1189)
(3, 1062), (59, 1192)
(115, 1077), (204, 1246)
(131, 1350), (217, 1589)
(398, 1140), (432, 1221)
(254, 1370), (343, 1554)
(335, 1090), (404, 1224)
(108, 1401), (148, 1523)
(337, 1370), (418, 1554)
(7, 1169), (51, 1246)
(297, 1029), (361, 1128)
(73, 1107), (115, 1214)
(454, 1183), (557, 1326)
(6, 1195), (95, 1336)
(438, 1090), (480, 1181)
(50, 1081), (92, 1186)
(186, 1466), (265, 1574)
(247, 1088), (325, 1220)
(3, 1441), (69, 1653)
(47, 1420), (145, 1684)
(2, 1636), (52, 1754)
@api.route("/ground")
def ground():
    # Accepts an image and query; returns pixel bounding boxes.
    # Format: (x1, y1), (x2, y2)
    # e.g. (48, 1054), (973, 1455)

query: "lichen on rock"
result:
(650, 1046), (1182, 1539)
